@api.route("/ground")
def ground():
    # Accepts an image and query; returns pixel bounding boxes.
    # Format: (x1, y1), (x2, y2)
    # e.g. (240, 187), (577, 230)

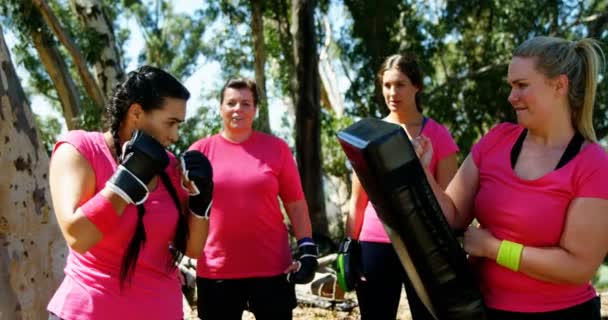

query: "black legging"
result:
(356, 241), (435, 320)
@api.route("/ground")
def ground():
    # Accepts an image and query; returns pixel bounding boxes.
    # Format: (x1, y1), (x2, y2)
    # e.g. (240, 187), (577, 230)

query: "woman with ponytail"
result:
(414, 36), (608, 319)
(47, 66), (211, 319)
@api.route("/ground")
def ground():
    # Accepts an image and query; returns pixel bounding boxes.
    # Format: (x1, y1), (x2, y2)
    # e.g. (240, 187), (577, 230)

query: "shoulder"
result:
(477, 122), (521, 150)
(424, 118), (456, 141)
(254, 131), (291, 150)
(485, 122), (521, 139)
(53, 130), (103, 160)
(573, 143), (608, 198)
(50, 131), (101, 178)
(188, 134), (219, 152)
(58, 130), (99, 147)
(471, 122), (522, 165)
(423, 118), (459, 155)
(577, 143), (608, 171)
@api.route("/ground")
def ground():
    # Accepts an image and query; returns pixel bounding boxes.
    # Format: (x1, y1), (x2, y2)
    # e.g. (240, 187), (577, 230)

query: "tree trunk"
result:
(292, 0), (328, 238)
(250, 0), (271, 134)
(0, 26), (67, 319)
(70, 0), (125, 98)
(32, 0), (106, 109)
(269, 0), (296, 104)
(30, 28), (82, 130)
(318, 15), (344, 116)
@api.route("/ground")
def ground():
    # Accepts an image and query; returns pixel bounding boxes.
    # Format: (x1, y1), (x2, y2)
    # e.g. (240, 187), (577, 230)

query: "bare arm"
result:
(469, 197), (608, 284)
(184, 214), (209, 259)
(346, 173), (368, 239)
(416, 136), (478, 229)
(285, 199), (313, 240)
(435, 153), (458, 190)
(50, 143), (129, 253)
(521, 197), (608, 284)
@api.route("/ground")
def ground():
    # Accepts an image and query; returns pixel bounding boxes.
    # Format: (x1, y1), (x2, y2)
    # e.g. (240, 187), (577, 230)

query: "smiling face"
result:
(220, 87), (256, 133)
(382, 68), (420, 114)
(507, 56), (564, 128)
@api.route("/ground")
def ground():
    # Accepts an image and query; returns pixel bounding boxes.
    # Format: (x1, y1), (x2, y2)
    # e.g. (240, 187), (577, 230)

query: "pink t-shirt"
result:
(47, 130), (186, 320)
(471, 122), (608, 312)
(359, 118), (459, 243)
(189, 131), (305, 279)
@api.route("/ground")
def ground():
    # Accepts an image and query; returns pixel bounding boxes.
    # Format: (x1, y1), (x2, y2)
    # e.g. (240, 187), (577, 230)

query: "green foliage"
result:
(122, 0), (211, 80)
(340, 0), (402, 118)
(1, 0), (61, 108)
(320, 109), (353, 188)
(78, 95), (104, 131)
(340, 0), (608, 157)
(34, 114), (62, 155)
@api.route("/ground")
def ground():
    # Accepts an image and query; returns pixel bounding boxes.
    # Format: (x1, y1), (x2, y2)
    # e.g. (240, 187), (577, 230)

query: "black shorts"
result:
(196, 274), (296, 320)
(487, 297), (601, 320)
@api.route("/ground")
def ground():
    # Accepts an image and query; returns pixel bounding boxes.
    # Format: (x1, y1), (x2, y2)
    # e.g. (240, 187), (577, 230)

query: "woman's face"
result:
(507, 57), (562, 128)
(382, 68), (419, 113)
(220, 87), (256, 133)
(137, 97), (186, 147)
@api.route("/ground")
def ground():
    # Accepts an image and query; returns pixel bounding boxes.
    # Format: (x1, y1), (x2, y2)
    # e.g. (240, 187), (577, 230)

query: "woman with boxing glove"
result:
(47, 66), (212, 319)
(189, 78), (317, 320)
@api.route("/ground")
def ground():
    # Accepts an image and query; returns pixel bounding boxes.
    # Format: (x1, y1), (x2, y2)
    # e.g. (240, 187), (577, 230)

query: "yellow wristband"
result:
(496, 240), (524, 271)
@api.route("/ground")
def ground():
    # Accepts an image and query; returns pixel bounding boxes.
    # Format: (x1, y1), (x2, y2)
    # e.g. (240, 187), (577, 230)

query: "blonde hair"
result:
(513, 36), (605, 141)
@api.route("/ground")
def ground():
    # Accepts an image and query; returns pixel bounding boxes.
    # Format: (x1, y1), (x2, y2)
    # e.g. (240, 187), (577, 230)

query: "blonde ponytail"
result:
(513, 36), (605, 141)
(574, 39), (604, 141)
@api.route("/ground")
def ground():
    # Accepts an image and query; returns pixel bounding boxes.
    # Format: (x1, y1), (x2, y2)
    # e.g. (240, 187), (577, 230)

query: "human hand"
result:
(412, 134), (433, 168)
(285, 237), (318, 284)
(463, 226), (500, 259)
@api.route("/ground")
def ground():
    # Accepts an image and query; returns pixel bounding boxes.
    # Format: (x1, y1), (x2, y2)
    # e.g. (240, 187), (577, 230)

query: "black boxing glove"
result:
(106, 130), (169, 205)
(181, 150), (213, 219)
(287, 237), (319, 284)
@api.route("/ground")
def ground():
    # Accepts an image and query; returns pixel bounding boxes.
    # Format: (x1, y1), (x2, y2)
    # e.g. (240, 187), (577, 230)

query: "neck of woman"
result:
(221, 128), (254, 143)
(386, 109), (423, 126)
(526, 105), (577, 147)
(527, 122), (576, 148)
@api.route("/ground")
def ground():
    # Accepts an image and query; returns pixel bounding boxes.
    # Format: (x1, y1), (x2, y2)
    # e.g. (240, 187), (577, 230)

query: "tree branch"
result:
(32, 0), (106, 109)
(427, 62), (507, 99)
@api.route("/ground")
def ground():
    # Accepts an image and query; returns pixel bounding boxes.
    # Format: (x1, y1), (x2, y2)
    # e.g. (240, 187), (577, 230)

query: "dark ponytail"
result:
(106, 66), (190, 286)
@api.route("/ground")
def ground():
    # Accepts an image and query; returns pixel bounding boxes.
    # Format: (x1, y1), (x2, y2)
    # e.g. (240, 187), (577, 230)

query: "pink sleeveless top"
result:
(48, 130), (186, 320)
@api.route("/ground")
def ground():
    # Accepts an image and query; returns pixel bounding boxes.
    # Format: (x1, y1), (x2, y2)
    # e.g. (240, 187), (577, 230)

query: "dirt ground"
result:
(274, 290), (608, 320)
(186, 289), (608, 319)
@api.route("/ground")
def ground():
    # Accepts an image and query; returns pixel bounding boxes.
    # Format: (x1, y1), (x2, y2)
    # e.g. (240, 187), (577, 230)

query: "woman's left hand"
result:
(463, 226), (500, 259)
(284, 261), (300, 274)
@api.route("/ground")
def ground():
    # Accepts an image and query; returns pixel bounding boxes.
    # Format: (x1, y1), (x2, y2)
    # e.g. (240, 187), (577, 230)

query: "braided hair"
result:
(105, 65), (190, 286)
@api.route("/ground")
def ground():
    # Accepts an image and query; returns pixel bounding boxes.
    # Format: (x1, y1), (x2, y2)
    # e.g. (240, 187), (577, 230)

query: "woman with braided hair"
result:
(47, 66), (213, 319)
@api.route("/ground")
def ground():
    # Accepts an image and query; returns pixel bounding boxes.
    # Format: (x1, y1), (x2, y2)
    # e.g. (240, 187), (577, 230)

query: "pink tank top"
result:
(47, 130), (186, 320)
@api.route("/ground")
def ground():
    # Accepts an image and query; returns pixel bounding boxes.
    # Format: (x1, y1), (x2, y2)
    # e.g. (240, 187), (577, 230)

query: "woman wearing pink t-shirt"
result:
(47, 66), (212, 319)
(346, 54), (459, 320)
(416, 37), (607, 319)
(189, 78), (318, 320)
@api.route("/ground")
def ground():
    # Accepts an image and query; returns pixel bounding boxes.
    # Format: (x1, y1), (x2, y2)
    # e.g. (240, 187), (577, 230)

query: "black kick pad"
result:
(337, 118), (487, 320)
